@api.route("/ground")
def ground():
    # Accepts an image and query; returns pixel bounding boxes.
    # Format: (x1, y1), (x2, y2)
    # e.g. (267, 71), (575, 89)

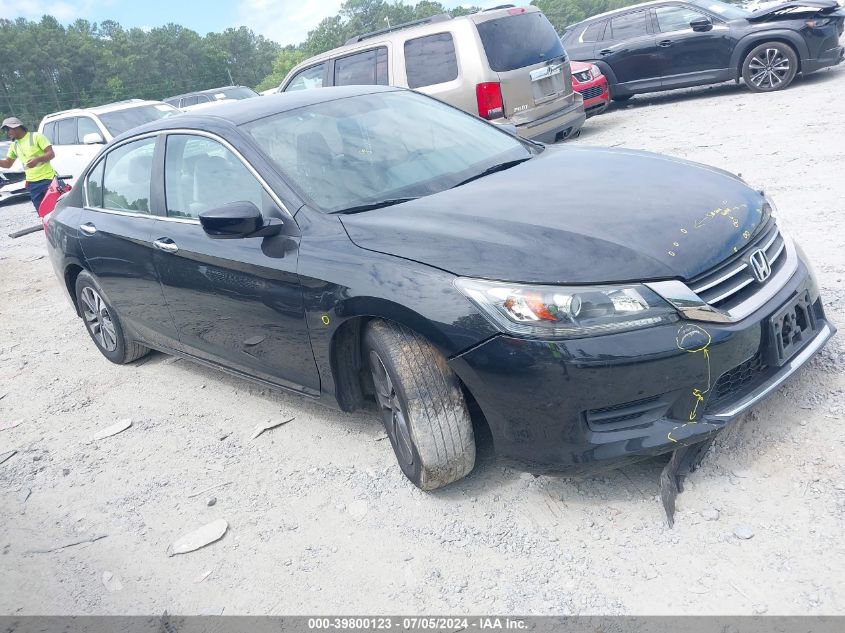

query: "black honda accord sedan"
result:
(45, 86), (834, 489)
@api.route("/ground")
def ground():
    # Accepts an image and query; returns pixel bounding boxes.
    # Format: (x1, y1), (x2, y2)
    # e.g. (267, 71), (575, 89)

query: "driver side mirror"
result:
(690, 17), (713, 32)
(82, 132), (105, 145)
(199, 201), (283, 239)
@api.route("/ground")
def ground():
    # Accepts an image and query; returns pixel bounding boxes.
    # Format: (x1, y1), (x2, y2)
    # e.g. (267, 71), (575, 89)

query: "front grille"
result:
(689, 219), (786, 312)
(706, 352), (768, 411)
(578, 85), (604, 100)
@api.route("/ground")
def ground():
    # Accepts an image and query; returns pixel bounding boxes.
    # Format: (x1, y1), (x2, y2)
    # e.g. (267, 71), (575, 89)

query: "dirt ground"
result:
(1, 67), (844, 616)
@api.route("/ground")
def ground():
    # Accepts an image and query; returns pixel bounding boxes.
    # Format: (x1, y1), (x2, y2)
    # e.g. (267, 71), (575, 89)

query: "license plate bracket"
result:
(765, 290), (818, 366)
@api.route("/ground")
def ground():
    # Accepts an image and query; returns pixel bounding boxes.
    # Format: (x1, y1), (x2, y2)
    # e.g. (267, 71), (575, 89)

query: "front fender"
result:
(730, 30), (810, 75)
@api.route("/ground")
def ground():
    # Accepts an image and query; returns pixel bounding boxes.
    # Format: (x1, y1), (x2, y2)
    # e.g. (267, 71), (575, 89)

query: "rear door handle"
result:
(153, 238), (179, 253)
(658, 40), (673, 47)
(599, 48), (613, 56)
(79, 222), (97, 235)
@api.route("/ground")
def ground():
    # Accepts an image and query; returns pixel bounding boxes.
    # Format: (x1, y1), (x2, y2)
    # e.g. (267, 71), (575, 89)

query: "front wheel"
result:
(742, 42), (798, 92)
(364, 320), (475, 490)
(75, 270), (149, 364)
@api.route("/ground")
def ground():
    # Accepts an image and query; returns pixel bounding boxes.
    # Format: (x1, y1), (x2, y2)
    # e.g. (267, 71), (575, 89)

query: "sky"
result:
(0, 0), (524, 46)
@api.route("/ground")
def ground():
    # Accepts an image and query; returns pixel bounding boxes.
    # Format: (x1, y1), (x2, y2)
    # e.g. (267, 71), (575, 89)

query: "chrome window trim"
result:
(83, 128), (292, 222)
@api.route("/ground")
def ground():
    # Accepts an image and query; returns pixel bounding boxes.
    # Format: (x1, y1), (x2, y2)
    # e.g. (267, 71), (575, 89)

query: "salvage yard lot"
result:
(2, 67), (845, 615)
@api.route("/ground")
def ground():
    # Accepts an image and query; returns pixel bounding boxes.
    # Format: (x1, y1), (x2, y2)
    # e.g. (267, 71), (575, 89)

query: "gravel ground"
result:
(1, 67), (844, 616)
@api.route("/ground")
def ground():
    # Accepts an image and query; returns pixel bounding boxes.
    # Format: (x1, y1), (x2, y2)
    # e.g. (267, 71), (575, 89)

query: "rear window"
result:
(334, 47), (389, 86)
(98, 104), (178, 137)
(582, 21), (607, 43)
(476, 11), (565, 72)
(610, 11), (649, 40)
(219, 87), (259, 100)
(404, 33), (459, 89)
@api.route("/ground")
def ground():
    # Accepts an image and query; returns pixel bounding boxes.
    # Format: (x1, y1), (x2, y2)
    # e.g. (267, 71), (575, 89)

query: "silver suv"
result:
(279, 6), (586, 143)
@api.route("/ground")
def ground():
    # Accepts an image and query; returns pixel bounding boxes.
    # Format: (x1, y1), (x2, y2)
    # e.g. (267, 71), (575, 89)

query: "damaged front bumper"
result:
(449, 252), (835, 475)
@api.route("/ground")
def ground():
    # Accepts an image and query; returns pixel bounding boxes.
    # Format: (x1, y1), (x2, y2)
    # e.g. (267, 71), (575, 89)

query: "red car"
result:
(570, 61), (609, 116)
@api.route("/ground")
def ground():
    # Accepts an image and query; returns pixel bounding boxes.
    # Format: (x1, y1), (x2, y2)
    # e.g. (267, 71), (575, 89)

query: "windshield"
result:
(476, 12), (566, 72)
(218, 87), (259, 100)
(689, 0), (749, 19)
(243, 90), (535, 213)
(99, 104), (179, 137)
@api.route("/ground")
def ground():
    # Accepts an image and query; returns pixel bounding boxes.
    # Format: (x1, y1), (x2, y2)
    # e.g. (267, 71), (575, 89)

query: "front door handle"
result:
(599, 48), (613, 56)
(658, 40), (673, 47)
(153, 238), (179, 253)
(79, 222), (97, 235)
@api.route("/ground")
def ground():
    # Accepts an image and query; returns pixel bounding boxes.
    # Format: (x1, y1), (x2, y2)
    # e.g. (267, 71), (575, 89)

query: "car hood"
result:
(339, 146), (769, 285)
(570, 60), (591, 72)
(747, 0), (842, 21)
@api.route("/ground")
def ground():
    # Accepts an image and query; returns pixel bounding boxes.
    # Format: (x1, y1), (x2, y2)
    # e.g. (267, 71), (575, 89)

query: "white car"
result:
(38, 99), (180, 184)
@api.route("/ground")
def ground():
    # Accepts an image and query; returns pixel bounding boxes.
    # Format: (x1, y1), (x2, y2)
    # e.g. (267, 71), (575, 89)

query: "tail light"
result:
(476, 82), (504, 120)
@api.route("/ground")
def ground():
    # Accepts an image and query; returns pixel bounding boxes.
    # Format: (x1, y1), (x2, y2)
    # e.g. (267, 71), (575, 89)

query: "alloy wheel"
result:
(368, 350), (415, 468)
(80, 286), (118, 352)
(748, 48), (790, 90)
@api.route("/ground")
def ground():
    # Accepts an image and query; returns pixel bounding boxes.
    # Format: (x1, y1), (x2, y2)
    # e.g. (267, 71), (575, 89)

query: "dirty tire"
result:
(364, 320), (475, 490)
(611, 94), (632, 103)
(742, 42), (797, 93)
(74, 270), (149, 365)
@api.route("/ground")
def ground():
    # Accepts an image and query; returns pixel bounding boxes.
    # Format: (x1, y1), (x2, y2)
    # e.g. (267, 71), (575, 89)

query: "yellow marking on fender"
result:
(321, 315), (330, 325)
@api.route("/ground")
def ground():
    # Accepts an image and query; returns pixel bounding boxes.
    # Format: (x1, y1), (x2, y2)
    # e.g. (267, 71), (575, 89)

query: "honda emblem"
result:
(749, 249), (771, 282)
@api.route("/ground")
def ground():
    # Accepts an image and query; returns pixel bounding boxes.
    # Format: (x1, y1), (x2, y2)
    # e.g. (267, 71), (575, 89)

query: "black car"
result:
(562, 0), (845, 97)
(44, 86), (834, 490)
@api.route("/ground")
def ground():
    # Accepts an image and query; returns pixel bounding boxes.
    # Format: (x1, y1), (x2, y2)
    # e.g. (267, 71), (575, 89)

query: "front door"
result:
(599, 9), (663, 89)
(652, 4), (734, 81)
(150, 133), (320, 394)
(77, 135), (179, 347)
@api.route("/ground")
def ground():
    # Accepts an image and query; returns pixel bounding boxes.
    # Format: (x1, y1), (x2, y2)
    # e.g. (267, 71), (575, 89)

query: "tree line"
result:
(2, 0), (739, 128)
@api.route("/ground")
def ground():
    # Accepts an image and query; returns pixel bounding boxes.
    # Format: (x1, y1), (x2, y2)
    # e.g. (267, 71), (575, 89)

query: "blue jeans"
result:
(28, 178), (52, 212)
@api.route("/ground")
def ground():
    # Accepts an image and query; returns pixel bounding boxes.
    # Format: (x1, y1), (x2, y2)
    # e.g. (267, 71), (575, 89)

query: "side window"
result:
(164, 135), (264, 219)
(197, 95), (211, 104)
(182, 96), (199, 107)
(77, 117), (100, 142)
(582, 21), (607, 43)
(655, 6), (707, 32)
(610, 11), (649, 40)
(284, 64), (326, 91)
(404, 33), (458, 89)
(56, 117), (78, 145)
(334, 47), (388, 86)
(101, 137), (156, 214)
(42, 122), (56, 144)
(86, 158), (105, 208)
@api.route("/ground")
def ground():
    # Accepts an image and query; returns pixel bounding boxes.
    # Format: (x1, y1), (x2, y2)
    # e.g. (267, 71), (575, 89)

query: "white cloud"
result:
(236, 0), (525, 47)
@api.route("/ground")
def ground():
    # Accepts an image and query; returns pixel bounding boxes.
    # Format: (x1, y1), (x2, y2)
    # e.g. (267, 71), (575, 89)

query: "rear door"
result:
(78, 135), (179, 347)
(598, 9), (663, 88)
(473, 9), (576, 125)
(150, 132), (320, 394)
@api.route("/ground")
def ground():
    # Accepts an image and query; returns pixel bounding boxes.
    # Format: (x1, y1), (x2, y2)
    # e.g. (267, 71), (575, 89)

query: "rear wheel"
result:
(75, 271), (149, 364)
(742, 42), (798, 92)
(363, 320), (475, 490)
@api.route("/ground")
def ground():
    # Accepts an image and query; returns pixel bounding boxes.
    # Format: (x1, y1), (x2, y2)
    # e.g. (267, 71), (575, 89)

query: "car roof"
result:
(566, 0), (672, 27)
(114, 85), (402, 141)
(43, 99), (174, 121)
(164, 85), (255, 100)
(282, 5), (543, 80)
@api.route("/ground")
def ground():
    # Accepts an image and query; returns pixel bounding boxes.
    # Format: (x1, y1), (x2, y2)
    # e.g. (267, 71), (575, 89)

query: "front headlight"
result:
(455, 278), (679, 339)
(589, 64), (601, 78)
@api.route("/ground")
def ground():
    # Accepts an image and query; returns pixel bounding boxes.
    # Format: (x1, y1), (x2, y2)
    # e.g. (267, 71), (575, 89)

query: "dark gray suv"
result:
(562, 0), (844, 98)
